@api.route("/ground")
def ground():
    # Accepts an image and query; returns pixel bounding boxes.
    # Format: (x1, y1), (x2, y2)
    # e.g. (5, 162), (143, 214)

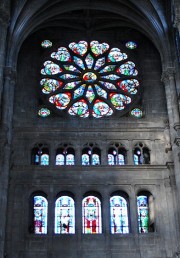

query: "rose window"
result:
(40, 40), (140, 118)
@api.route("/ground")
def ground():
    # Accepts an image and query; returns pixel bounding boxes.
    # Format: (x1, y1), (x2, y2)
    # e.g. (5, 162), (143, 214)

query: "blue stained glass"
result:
(137, 196), (149, 233)
(74, 85), (86, 99)
(99, 65), (116, 73)
(131, 108), (143, 118)
(56, 154), (65, 165)
(66, 154), (75, 165)
(125, 41), (137, 49)
(134, 155), (139, 165)
(85, 54), (94, 69)
(90, 41), (109, 56)
(118, 154), (125, 165)
(41, 61), (62, 75)
(69, 41), (88, 56)
(86, 86), (95, 103)
(73, 56), (85, 69)
(60, 74), (78, 80)
(92, 154), (100, 165)
(101, 74), (120, 80)
(55, 196), (75, 234)
(108, 48), (128, 62)
(95, 85), (107, 99)
(82, 196), (102, 234)
(40, 78), (63, 94)
(63, 81), (81, 89)
(108, 154), (115, 165)
(94, 57), (106, 70)
(117, 62), (138, 76)
(92, 100), (113, 118)
(68, 100), (89, 118)
(117, 79), (139, 94)
(41, 154), (49, 165)
(64, 65), (80, 73)
(110, 93), (131, 110)
(34, 196), (48, 234)
(51, 47), (71, 61)
(41, 40), (52, 48)
(38, 108), (50, 117)
(49, 93), (71, 110)
(99, 81), (116, 90)
(110, 196), (129, 234)
(82, 154), (90, 165)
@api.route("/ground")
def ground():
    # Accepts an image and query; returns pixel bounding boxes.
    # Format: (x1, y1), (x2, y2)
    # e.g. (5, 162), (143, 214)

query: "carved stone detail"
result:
(3, 67), (17, 83)
(161, 68), (176, 84)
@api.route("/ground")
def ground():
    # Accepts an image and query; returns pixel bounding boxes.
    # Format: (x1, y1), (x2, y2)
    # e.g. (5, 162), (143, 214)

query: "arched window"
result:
(108, 143), (127, 165)
(32, 195), (48, 234)
(82, 194), (102, 234)
(31, 144), (49, 165)
(82, 143), (101, 165)
(54, 194), (75, 234)
(40, 41), (140, 118)
(55, 144), (75, 165)
(137, 191), (155, 233)
(133, 143), (150, 165)
(110, 194), (129, 234)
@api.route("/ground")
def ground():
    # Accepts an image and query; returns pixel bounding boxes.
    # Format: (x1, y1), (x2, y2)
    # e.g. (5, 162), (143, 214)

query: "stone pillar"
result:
(162, 69), (180, 234)
(0, 4), (10, 118)
(174, 7), (180, 35)
(0, 67), (16, 258)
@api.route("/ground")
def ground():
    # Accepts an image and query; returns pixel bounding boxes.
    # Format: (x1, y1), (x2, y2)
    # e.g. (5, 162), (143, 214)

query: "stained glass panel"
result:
(118, 154), (125, 165)
(34, 196), (48, 234)
(117, 62), (138, 76)
(95, 85), (107, 99)
(110, 196), (129, 234)
(90, 41), (109, 56)
(131, 108), (143, 118)
(73, 85), (86, 99)
(56, 154), (65, 165)
(68, 100), (89, 118)
(85, 54), (94, 69)
(108, 48), (128, 62)
(82, 154), (90, 165)
(49, 93), (71, 109)
(117, 79), (139, 94)
(82, 196), (102, 234)
(41, 61), (62, 75)
(55, 196), (75, 234)
(69, 41), (88, 56)
(51, 47), (71, 62)
(94, 57), (106, 70)
(86, 86), (95, 103)
(125, 41), (137, 49)
(101, 74), (120, 80)
(41, 40), (52, 48)
(108, 154), (115, 165)
(41, 154), (49, 165)
(66, 154), (75, 165)
(99, 65), (116, 73)
(110, 93), (131, 110)
(137, 196), (149, 233)
(63, 81), (81, 90)
(92, 100), (113, 118)
(92, 154), (100, 165)
(38, 108), (50, 117)
(40, 79), (63, 94)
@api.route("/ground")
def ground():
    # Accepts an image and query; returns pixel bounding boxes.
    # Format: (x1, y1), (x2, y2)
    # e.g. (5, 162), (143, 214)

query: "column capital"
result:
(0, 6), (9, 27)
(161, 68), (176, 84)
(3, 67), (17, 83)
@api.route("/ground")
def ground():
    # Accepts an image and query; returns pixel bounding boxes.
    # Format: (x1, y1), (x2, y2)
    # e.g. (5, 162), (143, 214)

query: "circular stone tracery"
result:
(40, 40), (140, 118)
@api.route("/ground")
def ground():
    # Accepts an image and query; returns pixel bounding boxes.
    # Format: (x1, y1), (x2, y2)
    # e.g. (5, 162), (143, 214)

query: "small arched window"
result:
(31, 144), (49, 165)
(108, 143), (127, 165)
(110, 193), (129, 234)
(137, 191), (155, 233)
(82, 143), (101, 165)
(133, 143), (150, 165)
(54, 194), (75, 234)
(32, 194), (48, 234)
(55, 144), (75, 165)
(82, 194), (102, 234)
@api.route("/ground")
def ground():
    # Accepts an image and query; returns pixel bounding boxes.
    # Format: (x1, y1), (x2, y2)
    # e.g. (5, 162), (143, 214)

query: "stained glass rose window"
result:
(40, 40), (140, 118)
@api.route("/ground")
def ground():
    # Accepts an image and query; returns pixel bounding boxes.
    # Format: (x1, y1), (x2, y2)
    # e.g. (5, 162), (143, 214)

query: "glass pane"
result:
(56, 154), (65, 165)
(110, 196), (129, 234)
(90, 40), (109, 56)
(82, 196), (102, 234)
(118, 154), (125, 165)
(55, 196), (75, 234)
(49, 93), (71, 110)
(66, 154), (75, 165)
(41, 154), (49, 165)
(51, 47), (71, 61)
(34, 196), (48, 234)
(108, 48), (127, 62)
(92, 154), (100, 165)
(69, 41), (88, 56)
(68, 100), (89, 118)
(137, 196), (149, 233)
(110, 93), (131, 110)
(108, 154), (115, 165)
(82, 154), (90, 165)
(41, 61), (62, 75)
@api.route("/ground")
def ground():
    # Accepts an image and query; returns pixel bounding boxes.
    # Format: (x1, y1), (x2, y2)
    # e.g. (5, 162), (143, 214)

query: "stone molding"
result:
(3, 67), (16, 83)
(173, 7), (180, 29)
(0, 6), (9, 26)
(161, 68), (176, 84)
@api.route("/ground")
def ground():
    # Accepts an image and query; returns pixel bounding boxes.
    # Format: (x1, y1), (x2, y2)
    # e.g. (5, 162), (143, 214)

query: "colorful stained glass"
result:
(92, 154), (100, 165)
(41, 61), (62, 75)
(92, 100), (113, 118)
(90, 41), (109, 56)
(64, 65), (80, 73)
(51, 47), (71, 61)
(100, 81), (116, 90)
(73, 56), (85, 69)
(99, 65), (116, 73)
(82, 196), (102, 234)
(101, 74), (120, 80)
(41, 40), (52, 48)
(40, 40), (140, 118)
(41, 154), (49, 165)
(40, 79), (63, 94)
(95, 85), (107, 99)
(66, 154), (75, 165)
(38, 108), (50, 117)
(63, 81), (80, 90)
(110, 93), (131, 110)
(131, 108), (143, 118)
(85, 54), (94, 69)
(137, 196), (149, 233)
(94, 57), (106, 70)
(56, 154), (65, 165)
(34, 196), (48, 234)
(83, 72), (97, 82)
(125, 41), (137, 49)
(68, 100), (89, 118)
(118, 154), (125, 165)
(69, 41), (88, 56)
(55, 196), (75, 234)
(117, 61), (138, 76)
(134, 154), (139, 165)
(110, 196), (129, 234)
(108, 48), (128, 62)
(74, 85), (86, 99)
(108, 154), (115, 165)
(49, 93), (71, 109)
(117, 79), (139, 94)
(82, 154), (90, 165)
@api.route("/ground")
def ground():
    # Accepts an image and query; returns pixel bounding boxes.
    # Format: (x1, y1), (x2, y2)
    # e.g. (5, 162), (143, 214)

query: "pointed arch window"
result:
(82, 143), (101, 165)
(33, 195), (48, 234)
(82, 195), (102, 234)
(31, 144), (49, 165)
(108, 143), (127, 165)
(110, 194), (129, 234)
(56, 144), (75, 165)
(133, 143), (150, 165)
(137, 192), (155, 233)
(55, 195), (75, 234)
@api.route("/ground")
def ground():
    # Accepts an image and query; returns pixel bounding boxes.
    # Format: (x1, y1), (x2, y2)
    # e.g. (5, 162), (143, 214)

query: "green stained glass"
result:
(94, 57), (106, 70)
(68, 99), (89, 118)
(117, 61), (138, 76)
(99, 65), (116, 73)
(63, 81), (81, 89)
(69, 41), (88, 56)
(86, 86), (95, 103)
(51, 47), (71, 61)
(90, 41), (109, 56)
(74, 85), (86, 99)
(92, 100), (113, 118)
(110, 93), (131, 110)
(85, 54), (94, 69)
(95, 85), (107, 99)
(49, 93), (71, 109)
(40, 79), (63, 94)
(64, 65), (80, 73)
(73, 56), (85, 70)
